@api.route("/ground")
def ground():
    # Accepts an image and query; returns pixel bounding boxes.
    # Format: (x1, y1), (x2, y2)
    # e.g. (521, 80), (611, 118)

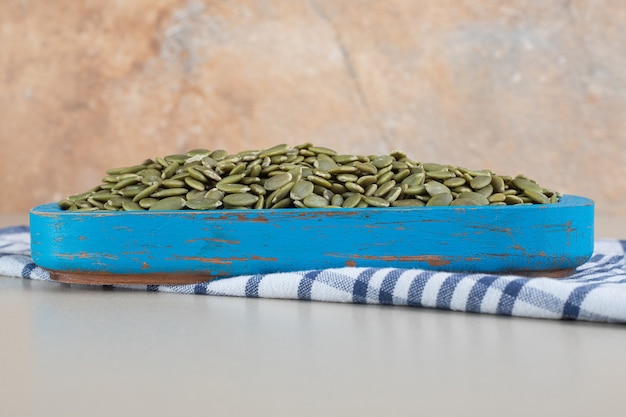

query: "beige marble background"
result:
(1, 0), (625, 214)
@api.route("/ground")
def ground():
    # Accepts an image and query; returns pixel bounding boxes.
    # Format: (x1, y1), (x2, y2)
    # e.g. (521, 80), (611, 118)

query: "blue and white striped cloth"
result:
(2, 225), (626, 323)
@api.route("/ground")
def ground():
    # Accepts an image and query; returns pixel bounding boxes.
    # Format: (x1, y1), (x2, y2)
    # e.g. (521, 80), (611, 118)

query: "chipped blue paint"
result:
(30, 195), (594, 278)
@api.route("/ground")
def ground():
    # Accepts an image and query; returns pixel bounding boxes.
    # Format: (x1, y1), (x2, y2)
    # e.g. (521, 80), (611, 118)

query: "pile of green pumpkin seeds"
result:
(58, 143), (561, 211)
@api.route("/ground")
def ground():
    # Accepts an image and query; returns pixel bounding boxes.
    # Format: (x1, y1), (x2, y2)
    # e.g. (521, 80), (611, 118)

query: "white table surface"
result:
(1, 213), (625, 417)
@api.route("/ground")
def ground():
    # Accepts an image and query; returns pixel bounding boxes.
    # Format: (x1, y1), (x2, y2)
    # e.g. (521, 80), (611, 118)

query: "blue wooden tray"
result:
(29, 195), (594, 285)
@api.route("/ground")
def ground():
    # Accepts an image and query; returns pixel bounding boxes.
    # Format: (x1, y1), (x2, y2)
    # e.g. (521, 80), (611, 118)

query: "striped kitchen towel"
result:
(2, 225), (625, 323)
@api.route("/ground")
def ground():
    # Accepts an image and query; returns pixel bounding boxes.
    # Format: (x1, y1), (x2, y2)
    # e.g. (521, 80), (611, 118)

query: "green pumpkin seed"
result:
(268, 182), (294, 206)
(376, 170), (394, 185)
(337, 173), (359, 183)
(363, 196), (390, 208)
(512, 177), (542, 193)
(364, 183), (378, 197)
(504, 195), (524, 205)
(122, 201), (143, 211)
(186, 190), (205, 200)
(216, 161), (236, 173)
(331, 194), (344, 206)
(216, 183), (251, 193)
(112, 164), (147, 175)
(170, 172), (189, 181)
(260, 164), (279, 176)
(392, 169), (410, 182)
(155, 157), (169, 168)
(211, 149), (228, 160)
(308, 146), (337, 156)
(247, 164), (262, 178)
(372, 155), (394, 169)
(391, 199), (425, 207)
(443, 177), (466, 188)
(374, 180), (396, 197)
(470, 175), (492, 190)
(204, 189), (225, 200)
(271, 197), (292, 209)
(453, 186), (473, 194)
(254, 195), (265, 209)
(456, 191), (489, 206)
(245, 183), (265, 196)
(290, 180), (315, 200)
(138, 198), (158, 209)
(164, 154), (188, 164)
(295, 142), (314, 149)
(90, 192), (118, 202)
(161, 161), (179, 179)
(491, 176), (505, 193)
(327, 165), (359, 175)
(152, 188), (188, 198)
(288, 166), (304, 182)
(74, 200), (91, 209)
(392, 161), (409, 171)
(187, 167), (208, 183)
(322, 189), (334, 202)
(148, 196), (186, 210)
(184, 177), (205, 191)
(424, 181), (450, 196)
(264, 172), (293, 191)
(162, 179), (186, 188)
(333, 154), (359, 164)
(403, 185), (426, 195)
(259, 144), (291, 159)
(196, 165), (222, 181)
(524, 189), (550, 204)
(311, 169), (331, 180)
(314, 159), (338, 172)
(217, 173), (246, 187)
(223, 193), (259, 207)
(354, 161), (377, 175)
(308, 175), (334, 189)
(356, 175), (377, 187)
(111, 176), (141, 191)
(120, 184), (146, 197)
(426, 193), (453, 206)
(342, 193), (362, 208)
(461, 168), (492, 177)
(108, 196), (131, 208)
(488, 193), (506, 203)
(86, 197), (104, 208)
(401, 173), (425, 187)
(326, 183), (343, 195)
(450, 198), (483, 206)
(384, 186), (402, 202)
(230, 163), (247, 176)
(476, 185), (494, 198)
(270, 155), (288, 165)
(422, 162), (444, 171)
(68, 191), (95, 201)
(345, 182), (365, 194)
(427, 170), (455, 180)
(303, 194), (329, 208)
